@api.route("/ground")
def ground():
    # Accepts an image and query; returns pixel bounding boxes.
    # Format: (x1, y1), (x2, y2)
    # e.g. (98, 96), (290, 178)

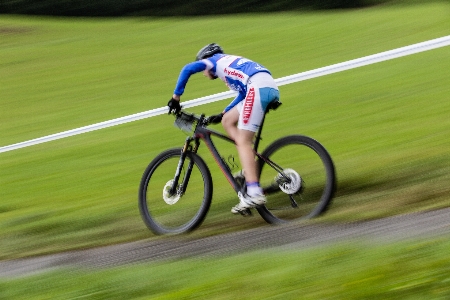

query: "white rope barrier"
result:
(1, 35), (449, 154)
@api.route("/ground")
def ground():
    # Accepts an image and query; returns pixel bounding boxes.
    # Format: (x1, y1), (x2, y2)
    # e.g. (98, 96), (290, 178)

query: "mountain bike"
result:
(139, 101), (336, 235)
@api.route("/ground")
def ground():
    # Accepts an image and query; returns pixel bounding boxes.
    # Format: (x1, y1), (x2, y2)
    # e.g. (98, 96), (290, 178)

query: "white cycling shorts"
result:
(236, 72), (279, 132)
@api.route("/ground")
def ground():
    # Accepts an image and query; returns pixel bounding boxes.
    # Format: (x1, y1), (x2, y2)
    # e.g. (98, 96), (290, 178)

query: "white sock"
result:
(246, 182), (263, 197)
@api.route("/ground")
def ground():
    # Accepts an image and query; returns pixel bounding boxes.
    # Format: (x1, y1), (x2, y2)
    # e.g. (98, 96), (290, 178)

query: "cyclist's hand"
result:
(167, 98), (181, 115)
(208, 113), (223, 124)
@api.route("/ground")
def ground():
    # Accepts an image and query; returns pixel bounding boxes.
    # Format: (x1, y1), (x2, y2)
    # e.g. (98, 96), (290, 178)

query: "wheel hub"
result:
(276, 168), (302, 194)
(163, 180), (181, 205)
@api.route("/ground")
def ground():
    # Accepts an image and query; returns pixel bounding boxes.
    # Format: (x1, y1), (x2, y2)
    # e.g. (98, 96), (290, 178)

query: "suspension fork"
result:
(170, 136), (198, 196)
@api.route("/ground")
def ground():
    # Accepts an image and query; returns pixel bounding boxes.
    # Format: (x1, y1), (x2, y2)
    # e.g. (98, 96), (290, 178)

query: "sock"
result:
(246, 182), (263, 196)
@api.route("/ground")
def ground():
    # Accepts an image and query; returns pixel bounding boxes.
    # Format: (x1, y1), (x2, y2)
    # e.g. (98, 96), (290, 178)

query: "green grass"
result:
(1, 238), (450, 299)
(0, 0), (449, 263)
(1, 1), (449, 145)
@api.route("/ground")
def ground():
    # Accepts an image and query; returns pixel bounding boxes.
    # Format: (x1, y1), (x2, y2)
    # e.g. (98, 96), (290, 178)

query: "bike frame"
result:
(170, 101), (286, 197)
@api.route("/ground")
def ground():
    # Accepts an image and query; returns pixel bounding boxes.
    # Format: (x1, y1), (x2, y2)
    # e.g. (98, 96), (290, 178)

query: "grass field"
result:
(1, 238), (450, 299)
(0, 1), (450, 297)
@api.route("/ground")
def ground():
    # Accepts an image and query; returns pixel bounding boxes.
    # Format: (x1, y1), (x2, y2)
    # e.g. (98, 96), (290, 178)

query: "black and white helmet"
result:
(195, 43), (224, 61)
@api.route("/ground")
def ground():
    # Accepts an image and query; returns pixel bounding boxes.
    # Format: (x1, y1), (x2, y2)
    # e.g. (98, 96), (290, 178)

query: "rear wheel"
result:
(139, 148), (213, 235)
(256, 135), (336, 224)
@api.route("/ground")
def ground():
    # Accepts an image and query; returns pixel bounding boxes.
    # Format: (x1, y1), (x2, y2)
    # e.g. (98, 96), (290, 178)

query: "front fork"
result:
(169, 137), (198, 196)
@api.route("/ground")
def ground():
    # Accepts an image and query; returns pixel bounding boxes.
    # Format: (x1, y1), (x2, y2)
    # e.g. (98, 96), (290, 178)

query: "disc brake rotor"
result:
(276, 168), (302, 194)
(163, 180), (181, 205)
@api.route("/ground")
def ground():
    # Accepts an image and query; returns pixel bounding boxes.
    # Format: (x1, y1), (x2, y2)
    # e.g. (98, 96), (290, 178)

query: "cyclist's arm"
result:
(223, 92), (245, 113)
(173, 61), (207, 96)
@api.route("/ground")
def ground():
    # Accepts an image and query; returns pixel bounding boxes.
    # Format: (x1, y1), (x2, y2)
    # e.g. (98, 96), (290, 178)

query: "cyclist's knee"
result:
(235, 129), (255, 147)
(222, 110), (237, 128)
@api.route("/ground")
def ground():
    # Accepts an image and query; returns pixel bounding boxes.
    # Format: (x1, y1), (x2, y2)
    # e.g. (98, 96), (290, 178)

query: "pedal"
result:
(239, 208), (252, 217)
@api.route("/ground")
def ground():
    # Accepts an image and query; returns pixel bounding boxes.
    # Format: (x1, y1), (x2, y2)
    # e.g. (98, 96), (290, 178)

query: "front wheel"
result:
(256, 135), (336, 224)
(139, 148), (213, 235)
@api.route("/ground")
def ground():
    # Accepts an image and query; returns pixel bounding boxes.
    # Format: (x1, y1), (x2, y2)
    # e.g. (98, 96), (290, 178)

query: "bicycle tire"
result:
(256, 135), (336, 224)
(139, 148), (213, 235)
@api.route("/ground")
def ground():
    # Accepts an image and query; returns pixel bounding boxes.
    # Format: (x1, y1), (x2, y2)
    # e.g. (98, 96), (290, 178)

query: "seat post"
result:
(253, 113), (266, 152)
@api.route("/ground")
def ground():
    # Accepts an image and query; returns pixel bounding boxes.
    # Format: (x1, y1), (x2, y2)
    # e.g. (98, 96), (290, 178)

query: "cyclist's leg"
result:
(222, 107), (239, 141)
(235, 86), (265, 193)
(222, 91), (261, 185)
(234, 129), (258, 184)
(222, 107), (259, 183)
(232, 95), (267, 212)
(224, 73), (280, 212)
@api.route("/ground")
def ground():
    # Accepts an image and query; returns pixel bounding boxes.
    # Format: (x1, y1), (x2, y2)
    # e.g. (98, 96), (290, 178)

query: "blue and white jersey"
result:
(173, 54), (271, 112)
(203, 54), (270, 94)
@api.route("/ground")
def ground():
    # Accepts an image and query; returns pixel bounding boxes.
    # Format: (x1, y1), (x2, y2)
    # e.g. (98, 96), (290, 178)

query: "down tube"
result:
(201, 136), (240, 193)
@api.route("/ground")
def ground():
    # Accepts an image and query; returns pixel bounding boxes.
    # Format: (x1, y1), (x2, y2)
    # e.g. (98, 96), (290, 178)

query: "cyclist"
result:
(168, 43), (280, 214)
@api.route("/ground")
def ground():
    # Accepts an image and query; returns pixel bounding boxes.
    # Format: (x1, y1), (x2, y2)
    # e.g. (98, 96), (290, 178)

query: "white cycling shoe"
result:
(231, 192), (267, 214)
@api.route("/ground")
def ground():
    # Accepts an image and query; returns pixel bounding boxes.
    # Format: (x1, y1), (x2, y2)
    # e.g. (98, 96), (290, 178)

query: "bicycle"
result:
(139, 101), (336, 235)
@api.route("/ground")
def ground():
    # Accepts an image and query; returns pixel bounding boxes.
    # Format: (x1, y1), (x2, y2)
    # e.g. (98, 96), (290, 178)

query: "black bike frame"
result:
(171, 100), (285, 196)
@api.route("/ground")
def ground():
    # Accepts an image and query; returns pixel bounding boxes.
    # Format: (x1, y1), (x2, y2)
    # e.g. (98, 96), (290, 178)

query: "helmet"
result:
(195, 43), (224, 61)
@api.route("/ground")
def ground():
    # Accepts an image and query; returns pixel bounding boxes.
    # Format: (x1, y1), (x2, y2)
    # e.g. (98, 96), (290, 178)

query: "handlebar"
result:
(173, 110), (210, 133)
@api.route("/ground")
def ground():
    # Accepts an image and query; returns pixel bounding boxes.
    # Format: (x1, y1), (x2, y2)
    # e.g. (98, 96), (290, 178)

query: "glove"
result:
(208, 113), (223, 124)
(167, 98), (181, 115)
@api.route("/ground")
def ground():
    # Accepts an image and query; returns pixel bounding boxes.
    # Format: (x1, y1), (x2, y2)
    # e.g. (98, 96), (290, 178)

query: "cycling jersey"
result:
(173, 54), (272, 113)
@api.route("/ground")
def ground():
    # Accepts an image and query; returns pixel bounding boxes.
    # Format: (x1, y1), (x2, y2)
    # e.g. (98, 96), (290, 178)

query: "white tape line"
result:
(1, 35), (449, 154)
(276, 35), (450, 86)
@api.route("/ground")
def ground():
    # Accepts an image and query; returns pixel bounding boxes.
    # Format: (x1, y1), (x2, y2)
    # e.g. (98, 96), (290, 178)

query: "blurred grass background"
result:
(0, 0), (449, 269)
(1, 1), (450, 298)
(2, 238), (450, 299)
